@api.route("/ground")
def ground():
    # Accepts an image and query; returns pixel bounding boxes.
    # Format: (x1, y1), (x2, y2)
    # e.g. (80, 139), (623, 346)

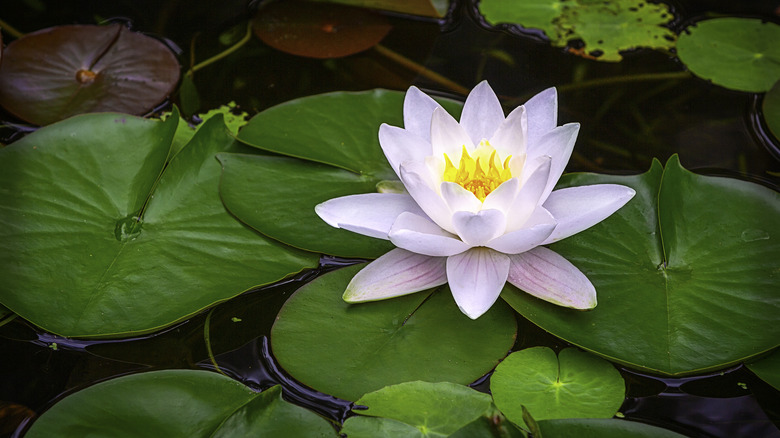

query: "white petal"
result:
(524, 87), (558, 145)
(431, 107), (474, 158)
(489, 105), (527, 157)
(505, 157), (551, 232)
(482, 177), (519, 214)
(460, 81), (505, 145)
(379, 124), (431, 178)
(447, 248), (510, 319)
(486, 207), (555, 254)
(529, 123), (580, 203)
(452, 209), (507, 246)
(344, 249), (447, 302)
(400, 164), (456, 233)
(542, 184), (636, 244)
(440, 181), (481, 214)
(315, 193), (423, 239)
(389, 212), (470, 257)
(403, 86), (441, 141)
(506, 246), (596, 309)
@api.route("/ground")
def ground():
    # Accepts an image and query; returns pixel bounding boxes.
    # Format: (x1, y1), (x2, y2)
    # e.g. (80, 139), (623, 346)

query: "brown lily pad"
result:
(253, 1), (392, 59)
(0, 24), (180, 126)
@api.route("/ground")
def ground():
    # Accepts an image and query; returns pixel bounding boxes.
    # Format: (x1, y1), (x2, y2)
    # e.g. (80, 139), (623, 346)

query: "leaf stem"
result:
(204, 309), (227, 376)
(0, 18), (24, 39)
(373, 44), (470, 95)
(188, 20), (254, 75)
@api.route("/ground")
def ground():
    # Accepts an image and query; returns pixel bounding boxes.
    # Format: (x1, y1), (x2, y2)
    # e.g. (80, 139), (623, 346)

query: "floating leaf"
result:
(0, 111), (317, 338)
(343, 381), (492, 437)
(24, 371), (334, 437)
(307, 0), (448, 18)
(253, 1), (392, 59)
(490, 347), (625, 422)
(0, 24), (180, 126)
(537, 418), (687, 437)
(270, 264), (516, 401)
(502, 156), (780, 375)
(747, 349), (780, 391)
(763, 80), (780, 143)
(478, 0), (676, 61)
(676, 18), (780, 92)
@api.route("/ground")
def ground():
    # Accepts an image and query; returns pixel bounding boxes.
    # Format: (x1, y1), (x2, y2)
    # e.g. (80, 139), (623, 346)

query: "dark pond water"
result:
(1, 0), (779, 436)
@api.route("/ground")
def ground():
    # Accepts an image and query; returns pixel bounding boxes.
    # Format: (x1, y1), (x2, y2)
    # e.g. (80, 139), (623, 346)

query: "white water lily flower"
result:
(316, 81), (636, 319)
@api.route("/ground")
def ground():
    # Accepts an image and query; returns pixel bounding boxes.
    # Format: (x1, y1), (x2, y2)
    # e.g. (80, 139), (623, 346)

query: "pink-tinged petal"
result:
(315, 193), (423, 239)
(440, 181), (481, 214)
(403, 86), (441, 141)
(529, 123), (580, 203)
(452, 209), (507, 246)
(506, 246), (597, 309)
(343, 248), (447, 302)
(523, 87), (558, 145)
(431, 107), (474, 158)
(542, 184), (636, 244)
(400, 164), (456, 233)
(482, 177), (519, 214)
(486, 207), (555, 254)
(389, 212), (471, 257)
(460, 81), (505, 144)
(505, 157), (551, 232)
(490, 105), (527, 157)
(379, 124), (431, 178)
(447, 248), (510, 319)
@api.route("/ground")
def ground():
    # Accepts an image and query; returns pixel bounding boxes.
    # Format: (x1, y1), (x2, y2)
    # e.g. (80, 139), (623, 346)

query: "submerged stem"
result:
(0, 18), (24, 39)
(374, 44), (470, 95)
(188, 20), (254, 75)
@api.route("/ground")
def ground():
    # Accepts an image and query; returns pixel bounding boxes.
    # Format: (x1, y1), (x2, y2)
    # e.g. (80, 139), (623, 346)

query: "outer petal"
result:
(315, 193), (424, 239)
(504, 157), (550, 232)
(389, 212), (471, 257)
(542, 184), (636, 244)
(460, 81), (505, 145)
(528, 123), (580, 203)
(403, 86), (442, 141)
(400, 163), (456, 233)
(379, 124), (431, 178)
(440, 181), (481, 214)
(523, 87), (557, 145)
(344, 248), (447, 302)
(506, 246), (597, 309)
(452, 209), (507, 246)
(447, 248), (510, 319)
(485, 207), (555, 254)
(431, 107), (474, 158)
(489, 105), (527, 157)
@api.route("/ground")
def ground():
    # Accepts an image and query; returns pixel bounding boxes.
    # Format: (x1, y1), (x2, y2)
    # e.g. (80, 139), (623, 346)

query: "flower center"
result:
(442, 141), (512, 202)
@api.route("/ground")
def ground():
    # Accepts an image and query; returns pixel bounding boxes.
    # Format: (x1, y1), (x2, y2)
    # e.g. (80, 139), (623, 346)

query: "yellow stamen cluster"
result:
(442, 143), (512, 202)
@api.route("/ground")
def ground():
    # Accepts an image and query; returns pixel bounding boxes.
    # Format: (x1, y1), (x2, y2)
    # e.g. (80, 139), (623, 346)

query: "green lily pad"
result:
(676, 18), (780, 93)
(218, 153), (394, 258)
(235, 89), (462, 180)
(478, 0), (676, 62)
(491, 347), (625, 422)
(502, 156), (780, 375)
(24, 371), (334, 437)
(0, 24), (180, 126)
(0, 111), (317, 338)
(747, 349), (780, 391)
(270, 264), (517, 401)
(763, 80), (780, 143)
(537, 418), (688, 437)
(343, 381), (492, 437)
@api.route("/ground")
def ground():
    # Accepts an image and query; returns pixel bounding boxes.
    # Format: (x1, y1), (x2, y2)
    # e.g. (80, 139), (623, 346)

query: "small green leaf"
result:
(24, 371), (334, 437)
(747, 349), (780, 391)
(677, 18), (780, 92)
(271, 264), (516, 401)
(491, 347), (625, 422)
(351, 381), (492, 436)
